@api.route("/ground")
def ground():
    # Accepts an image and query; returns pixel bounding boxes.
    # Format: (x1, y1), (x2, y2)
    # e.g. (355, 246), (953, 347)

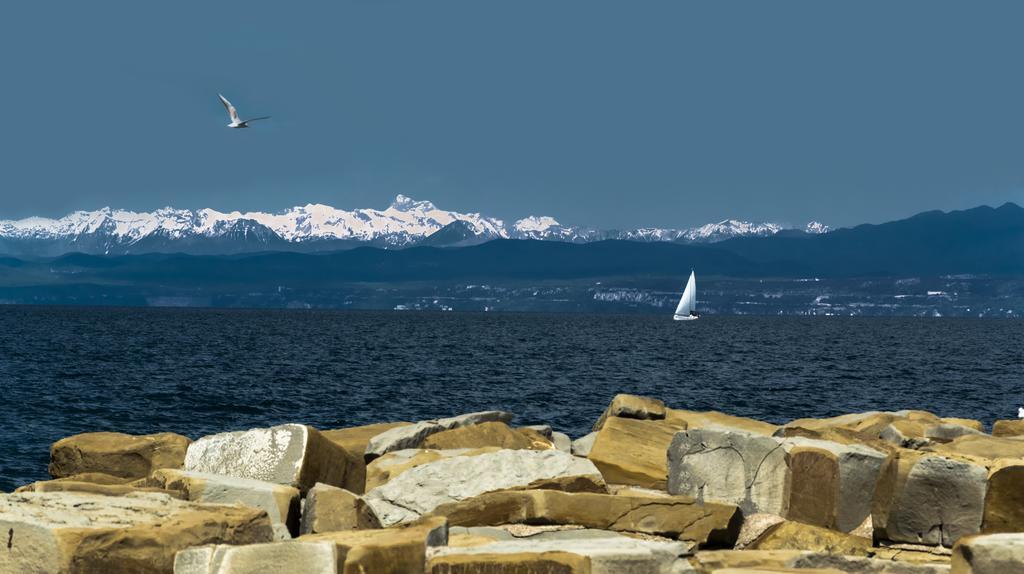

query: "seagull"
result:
(1018, 407), (1024, 419)
(218, 94), (270, 129)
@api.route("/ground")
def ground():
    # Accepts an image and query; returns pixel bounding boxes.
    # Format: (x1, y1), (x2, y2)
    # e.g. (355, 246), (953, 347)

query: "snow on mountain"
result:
(0, 195), (827, 255)
(805, 221), (830, 234)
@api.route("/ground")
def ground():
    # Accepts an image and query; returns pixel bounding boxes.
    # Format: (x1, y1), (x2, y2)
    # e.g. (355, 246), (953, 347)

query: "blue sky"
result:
(1, 1), (1022, 228)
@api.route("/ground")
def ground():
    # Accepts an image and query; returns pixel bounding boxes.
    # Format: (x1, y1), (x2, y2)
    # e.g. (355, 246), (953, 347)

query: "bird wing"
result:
(219, 94), (240, 123)
(242, 116), (271, 123)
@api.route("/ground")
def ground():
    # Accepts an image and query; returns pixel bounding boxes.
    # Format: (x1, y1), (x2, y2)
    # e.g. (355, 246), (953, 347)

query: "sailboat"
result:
(673, 270), (699, 321)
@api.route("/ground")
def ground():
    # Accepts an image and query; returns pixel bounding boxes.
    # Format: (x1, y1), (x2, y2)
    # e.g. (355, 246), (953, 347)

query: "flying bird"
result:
(218, 94), (270, 129)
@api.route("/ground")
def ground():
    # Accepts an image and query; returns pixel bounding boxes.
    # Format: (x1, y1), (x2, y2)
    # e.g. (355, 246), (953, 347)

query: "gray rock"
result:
(878, 454), (987, 547)
(364, 449), (604, 526)
(926, 423), (984, 443)
(667, 428), (788, 516)
(364, 411), (514, 460)
(184, 424), (348, 493)
(552, 431), (572, 453)
(572, 432), (598, 457)
(174, 541), (337, 574)
(299, 482), (380, 535)
(523, 424), (554, 439)
(793, 552), (951, 573)
(953, 533), (1024, 574)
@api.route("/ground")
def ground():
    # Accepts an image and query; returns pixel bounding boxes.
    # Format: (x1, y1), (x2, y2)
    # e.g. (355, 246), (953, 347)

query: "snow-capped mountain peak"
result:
(0, 196), (828, 256)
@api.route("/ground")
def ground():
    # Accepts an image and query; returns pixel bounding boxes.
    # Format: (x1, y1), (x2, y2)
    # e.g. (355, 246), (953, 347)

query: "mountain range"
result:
(0, 195), (827, 257)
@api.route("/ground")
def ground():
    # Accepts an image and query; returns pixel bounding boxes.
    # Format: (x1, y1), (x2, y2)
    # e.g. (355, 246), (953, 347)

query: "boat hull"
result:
(673, 314), (699, 321)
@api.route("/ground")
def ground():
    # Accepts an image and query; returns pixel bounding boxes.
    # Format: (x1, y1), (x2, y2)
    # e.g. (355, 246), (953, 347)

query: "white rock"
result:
(184, 424), (348, 493)
(953, 533), (1024, 574)
(364, 449), (604, 526)
(572, 432), (598, 457)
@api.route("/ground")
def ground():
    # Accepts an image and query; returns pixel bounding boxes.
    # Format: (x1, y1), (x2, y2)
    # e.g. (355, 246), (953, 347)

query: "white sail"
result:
(674, 271), (697, 318)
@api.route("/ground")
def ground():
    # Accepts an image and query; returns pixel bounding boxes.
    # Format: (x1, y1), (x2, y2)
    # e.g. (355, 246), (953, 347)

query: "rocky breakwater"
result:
(4, 398), (1024, 572)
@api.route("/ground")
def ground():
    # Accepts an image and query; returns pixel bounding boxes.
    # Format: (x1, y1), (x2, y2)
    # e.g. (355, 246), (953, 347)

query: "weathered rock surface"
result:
(668, 429), (788, 516)
(592, 393), (667, 431)
(428, 535), (692, 574)
(184, 424), (349, 493)
(364, 449), (605, 526)
(782, 436), (887, 532)
(427, 489), (741, 547)
(588, 416), (688, 489)
(174, 541), (338, 574)
(981, 460), (1024, 534)
(991, 419), (1024, 438)
(48, 431), (191, 480)
(322, 421), (410, 494)
(0, 491), (273, 573)
(952, 533), (1024, 573)
(301, 516), (448, 573)
(792, 553), (952, 573)
(927, 434), (1024, 463)
(143, 468), (300, 539)
(746, 520), (873, 556)
(420, 421), (552, 450)
(300, 482), (381, 535)
(551, 431), (573, 453)
(364, 411), (514, 460)
(873, 451), (987, 546)
(572, 432), (598, 457)
(14, 478), (184, 499)
(668, 409), (779, 436)
(365, 447), (501, 491)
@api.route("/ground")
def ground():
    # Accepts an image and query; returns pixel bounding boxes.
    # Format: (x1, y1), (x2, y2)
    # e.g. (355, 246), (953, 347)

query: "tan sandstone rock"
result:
(981, 459), (1024, 534)
(184, 424), (349, 494)
(0, 491), (273, 573)
(364, 411), (515, 461)
(14, 479), (184, 499)
(745, 520), (873, 557)
(301, 515), (448, 574)
(588, 416), (688, 489)
(426, 489), (741, 548)
(48, 431), (191, 480)
(143, 468), (300, 539)
(592, 393), (667, 431)
(420, 421), (553, 450)
(365, 447), (502, 491)
(991, 419), (1024, 438)
(300, 482), (381, 535)
(667, 409), (779, 436)
(322, 421), (411, 494)
(782, 436), (887, 533)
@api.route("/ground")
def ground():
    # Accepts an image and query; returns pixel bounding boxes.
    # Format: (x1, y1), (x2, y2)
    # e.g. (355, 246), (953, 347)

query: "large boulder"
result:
(300, 482), (381, 535)
(872, 450), (988, 546)
(667, 429), (789, 516)
(0, 491), (273, 573)
(427, 489), (741, 548)
(992, 419), (1024, 438)
(667, 408), (779, 436)
(571, 432), (598, 457)
(14, 479), (184, 499)
(184, 424), (349, 493)
(364, 449), (605, 526)
(321, 421), (411, 494)
(300, 516), (448, 573)
(174, 541), (338, 574)
(143, 469), (300, 539)
(364, 411), (514, 461)
(587, 416), (688, 489)
(420, 422), (552, 450)
(48, 431), (191, 480)
(981, 460), (1024, 534)
(427, 535), (692, 574)
(592, 393), (666, 431)
(782, 436), (887, 532)
(952, 533), (1024, 573)
(927, 434), (1024, 463)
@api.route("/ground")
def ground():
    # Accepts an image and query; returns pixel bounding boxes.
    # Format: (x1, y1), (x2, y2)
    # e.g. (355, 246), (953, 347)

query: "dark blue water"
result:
(1, 307), (1021, 492)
